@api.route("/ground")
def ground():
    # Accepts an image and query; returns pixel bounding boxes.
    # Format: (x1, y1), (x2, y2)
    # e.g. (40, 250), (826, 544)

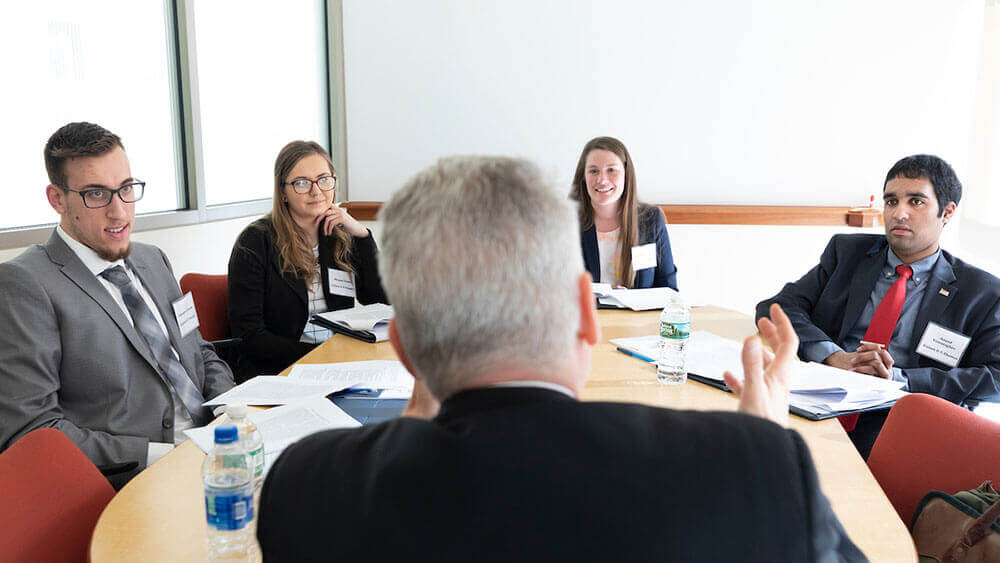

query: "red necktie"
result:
(862, 264), (914, 347)
(839, 264), (914, 433)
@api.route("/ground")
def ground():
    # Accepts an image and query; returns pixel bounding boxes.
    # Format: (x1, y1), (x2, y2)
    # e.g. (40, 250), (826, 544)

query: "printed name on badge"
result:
(631, 243), (657, 271)
(172, 292), (200, 337)
(915, 322), (971, 368)
(328, 268), (356, 298)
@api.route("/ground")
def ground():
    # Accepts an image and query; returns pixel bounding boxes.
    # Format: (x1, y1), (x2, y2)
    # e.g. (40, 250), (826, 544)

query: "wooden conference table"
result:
(90, 306), (916, 561)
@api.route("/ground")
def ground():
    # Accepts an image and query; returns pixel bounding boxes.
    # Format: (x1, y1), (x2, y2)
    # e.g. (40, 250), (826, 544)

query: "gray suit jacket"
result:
(0, 231), (234, 483)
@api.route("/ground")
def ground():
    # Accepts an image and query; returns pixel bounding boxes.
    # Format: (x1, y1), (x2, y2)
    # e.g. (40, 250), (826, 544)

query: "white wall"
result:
(342, 0), (983, 206)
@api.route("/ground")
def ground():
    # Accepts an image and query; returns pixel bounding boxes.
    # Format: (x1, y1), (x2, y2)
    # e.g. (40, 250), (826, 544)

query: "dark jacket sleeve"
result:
(756, 236), (842, 357)
(788, 430), (868, 563)
(647, 208), (678, 290)
(227, 224), (315, 375)
(349, 229), (388, 305)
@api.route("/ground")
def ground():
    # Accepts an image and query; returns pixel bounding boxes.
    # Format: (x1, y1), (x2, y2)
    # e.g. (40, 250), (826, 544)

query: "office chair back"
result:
(867, 393), (1000, 526)
(0, 428), (116, 562)
(179, 273), (229, 341)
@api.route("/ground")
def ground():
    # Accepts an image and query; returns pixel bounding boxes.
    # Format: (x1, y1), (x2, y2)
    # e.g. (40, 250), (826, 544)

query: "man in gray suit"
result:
(0, 122), (234, 488)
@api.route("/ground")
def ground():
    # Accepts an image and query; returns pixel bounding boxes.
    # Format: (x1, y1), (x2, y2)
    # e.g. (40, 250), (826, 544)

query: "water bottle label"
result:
(661, 321), (690, 340)
(251, 446), (264, 477)
(205, 487), (254, 531)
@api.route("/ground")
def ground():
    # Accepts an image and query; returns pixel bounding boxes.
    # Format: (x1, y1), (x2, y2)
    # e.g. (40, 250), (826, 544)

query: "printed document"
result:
(202, 376), (355, 407)
(289, 360), (414, 391)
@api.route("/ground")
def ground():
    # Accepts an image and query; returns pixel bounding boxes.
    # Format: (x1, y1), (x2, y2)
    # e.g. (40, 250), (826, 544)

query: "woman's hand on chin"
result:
(314, 203), (369, 238)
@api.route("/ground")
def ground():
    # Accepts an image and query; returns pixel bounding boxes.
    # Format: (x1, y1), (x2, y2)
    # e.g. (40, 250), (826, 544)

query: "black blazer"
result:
(258, 387), (862, 562)
(581, 203), (678, 290)
(227, 217), (387, 382)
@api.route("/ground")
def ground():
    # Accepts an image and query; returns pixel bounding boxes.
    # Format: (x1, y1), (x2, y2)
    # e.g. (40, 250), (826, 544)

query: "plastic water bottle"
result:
(203, 425), (254, 559)
(226, 404), (265, 493)
(657, 292), (690, 385)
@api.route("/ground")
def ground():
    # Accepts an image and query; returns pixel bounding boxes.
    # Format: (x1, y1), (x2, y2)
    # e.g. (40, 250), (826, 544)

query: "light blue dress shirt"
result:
(801, 248), (942, 388)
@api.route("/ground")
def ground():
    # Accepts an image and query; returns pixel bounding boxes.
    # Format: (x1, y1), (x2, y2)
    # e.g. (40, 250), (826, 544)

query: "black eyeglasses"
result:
(64, 181), (146, 209)
(284, 175), (336, 194)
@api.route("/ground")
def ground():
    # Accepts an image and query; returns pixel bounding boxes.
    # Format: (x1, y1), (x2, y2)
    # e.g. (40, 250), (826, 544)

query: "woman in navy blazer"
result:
(570, 136), (677, 289)
(228, 141), (386, 382)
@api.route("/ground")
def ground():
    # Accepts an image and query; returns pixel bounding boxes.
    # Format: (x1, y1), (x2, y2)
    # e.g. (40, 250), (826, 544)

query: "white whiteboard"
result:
(342, 0), (983, 205)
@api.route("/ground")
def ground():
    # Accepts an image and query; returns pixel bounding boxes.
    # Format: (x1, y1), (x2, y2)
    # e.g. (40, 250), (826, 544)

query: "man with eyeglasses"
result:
(0, 122), (234, 488)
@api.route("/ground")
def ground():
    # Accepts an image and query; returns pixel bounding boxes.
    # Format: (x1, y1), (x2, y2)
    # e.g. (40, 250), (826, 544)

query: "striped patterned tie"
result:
(100, 265), (209, 426)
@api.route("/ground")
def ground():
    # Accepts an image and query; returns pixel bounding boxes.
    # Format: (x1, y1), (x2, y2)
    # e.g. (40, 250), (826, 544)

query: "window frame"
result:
(0, 0), (346, 251)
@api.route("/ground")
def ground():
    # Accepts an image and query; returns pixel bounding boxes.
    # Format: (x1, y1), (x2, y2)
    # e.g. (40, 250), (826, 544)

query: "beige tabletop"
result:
(90, 306), (916, 562)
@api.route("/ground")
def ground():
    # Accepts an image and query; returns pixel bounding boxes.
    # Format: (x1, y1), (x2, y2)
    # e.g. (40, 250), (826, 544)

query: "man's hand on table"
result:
(824, 343), (894, 379)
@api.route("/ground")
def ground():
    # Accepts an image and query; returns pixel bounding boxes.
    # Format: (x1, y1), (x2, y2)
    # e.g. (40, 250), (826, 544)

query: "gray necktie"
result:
(100, 265), (209, 426)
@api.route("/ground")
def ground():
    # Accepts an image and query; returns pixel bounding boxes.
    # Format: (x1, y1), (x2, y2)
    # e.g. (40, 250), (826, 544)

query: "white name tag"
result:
(915, 322), (971, 368)
(172, 292), (200, 337)
(631, 243), (657, 271)
(328, 268), (356, 298)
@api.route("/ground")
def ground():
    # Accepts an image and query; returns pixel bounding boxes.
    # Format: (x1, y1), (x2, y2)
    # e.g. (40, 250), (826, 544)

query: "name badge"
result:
(328, 268), (356, 298)
(631, 243), (657, 271)
(172, 292), (200, 337)
(915, 322), (971, 368)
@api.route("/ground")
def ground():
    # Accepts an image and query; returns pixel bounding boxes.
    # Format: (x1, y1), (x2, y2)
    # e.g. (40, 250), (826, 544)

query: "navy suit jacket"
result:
(581, 204), (678, 289)
(756, 234), (1000, 407)
(258, 387), (861, 562)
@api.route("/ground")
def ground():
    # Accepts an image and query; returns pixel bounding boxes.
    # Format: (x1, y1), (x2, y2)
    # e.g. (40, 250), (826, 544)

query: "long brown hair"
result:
(267, 141), (353, 280)
(569, 136), (640, 287)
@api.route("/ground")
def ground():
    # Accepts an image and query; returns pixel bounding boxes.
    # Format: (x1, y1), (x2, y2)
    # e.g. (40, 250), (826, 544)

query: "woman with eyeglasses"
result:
(227, 140), (386, 382)
(569, 136), (678, 290)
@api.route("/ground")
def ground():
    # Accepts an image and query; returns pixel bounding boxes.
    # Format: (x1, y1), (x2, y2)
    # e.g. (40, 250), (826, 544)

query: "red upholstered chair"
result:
(0, 428), (116, 562)
(179, 273), (230, 341)
(867, 393), (1000, 526)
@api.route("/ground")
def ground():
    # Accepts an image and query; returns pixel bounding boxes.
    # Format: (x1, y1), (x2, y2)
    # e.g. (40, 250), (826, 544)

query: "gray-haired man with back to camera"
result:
(0, 122), (234, 488)
(257, 156), (864, 562)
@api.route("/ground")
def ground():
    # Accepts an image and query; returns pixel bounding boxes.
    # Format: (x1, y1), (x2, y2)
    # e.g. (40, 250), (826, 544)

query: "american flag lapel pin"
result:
(939, 288), (950, 297)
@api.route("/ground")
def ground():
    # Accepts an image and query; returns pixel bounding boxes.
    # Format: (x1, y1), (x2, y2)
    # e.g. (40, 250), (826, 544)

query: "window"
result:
(193, 0), (329, 206)
(0, 1), (183, 231)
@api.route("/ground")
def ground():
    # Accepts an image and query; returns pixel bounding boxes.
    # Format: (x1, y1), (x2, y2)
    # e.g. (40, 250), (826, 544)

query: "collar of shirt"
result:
(488, 380), (576, 398)
(55, 225), (128, 278)
(885, 247), (940, 286)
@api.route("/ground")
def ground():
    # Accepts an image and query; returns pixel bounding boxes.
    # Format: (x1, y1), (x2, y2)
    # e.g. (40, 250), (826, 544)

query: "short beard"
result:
(96, 244), (131, 262)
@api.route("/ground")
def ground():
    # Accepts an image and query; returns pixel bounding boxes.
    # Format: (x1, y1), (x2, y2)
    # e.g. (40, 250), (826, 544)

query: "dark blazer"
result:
(756, 234), (1000, 407)
(227, 217), (387, 382)
(581, 204), (678, 289)
(258, 387), (862, 562)
(0, 231), (234, 487)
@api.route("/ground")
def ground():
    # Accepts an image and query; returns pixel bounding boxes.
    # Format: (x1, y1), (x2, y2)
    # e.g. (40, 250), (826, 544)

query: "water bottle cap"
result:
(214, 424), (238, 444)
(226, 404), (248, 418)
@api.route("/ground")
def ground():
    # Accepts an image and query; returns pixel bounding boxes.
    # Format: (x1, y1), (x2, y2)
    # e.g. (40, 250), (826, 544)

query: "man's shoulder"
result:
(827, 233), (884, 253)
(943, 251), (1000, 295)
(127, 241), (169, 268)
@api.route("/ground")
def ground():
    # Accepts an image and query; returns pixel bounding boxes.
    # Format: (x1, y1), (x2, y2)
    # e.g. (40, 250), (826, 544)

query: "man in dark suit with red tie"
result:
(257, 156), (864, 562)
(757, 154), (1000, 458)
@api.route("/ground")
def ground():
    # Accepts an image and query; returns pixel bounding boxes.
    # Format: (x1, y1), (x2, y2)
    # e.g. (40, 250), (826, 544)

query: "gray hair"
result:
(378, 156), (583, 398)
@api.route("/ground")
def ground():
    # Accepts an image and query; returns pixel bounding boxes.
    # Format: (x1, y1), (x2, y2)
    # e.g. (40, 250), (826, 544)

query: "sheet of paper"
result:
(202, 376), (354, 407)
(288, 360), (414, 391)
(185, 396), (361, 457)
(316, 303), (393, 331)
(591, 282), (613, 297)
(598, 287), (705, 310)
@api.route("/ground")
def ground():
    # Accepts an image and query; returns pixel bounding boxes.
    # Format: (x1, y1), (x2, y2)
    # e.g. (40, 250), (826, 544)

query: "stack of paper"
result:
(312, 303), (393, 342)
(288, 360), (414, 392)
(202, 376), (355, 407)
(611, 331), (907, 418)
(592, 284), (701, 310)
(185, 397), (361, 475)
